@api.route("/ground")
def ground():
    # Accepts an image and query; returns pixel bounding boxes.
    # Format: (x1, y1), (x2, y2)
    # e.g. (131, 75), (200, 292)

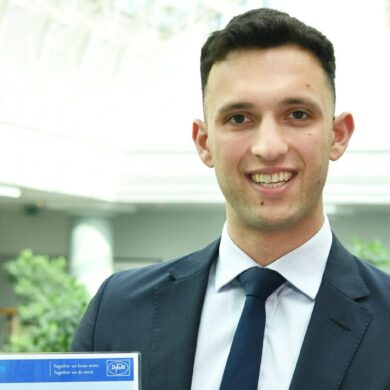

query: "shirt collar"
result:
(215, 217), (332, 300)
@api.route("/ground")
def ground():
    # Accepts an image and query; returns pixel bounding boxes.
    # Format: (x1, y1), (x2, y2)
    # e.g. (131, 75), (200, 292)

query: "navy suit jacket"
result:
(71, 235), (390, 389)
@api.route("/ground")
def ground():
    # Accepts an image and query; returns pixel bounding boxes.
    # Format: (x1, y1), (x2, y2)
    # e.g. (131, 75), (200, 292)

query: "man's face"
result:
(193, 45), (353, 235)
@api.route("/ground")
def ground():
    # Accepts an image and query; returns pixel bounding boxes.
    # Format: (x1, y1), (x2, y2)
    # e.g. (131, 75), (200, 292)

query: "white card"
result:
(0, 352), (140, 389)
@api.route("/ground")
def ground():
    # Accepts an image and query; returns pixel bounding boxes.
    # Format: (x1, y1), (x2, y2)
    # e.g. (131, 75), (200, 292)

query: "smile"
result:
(250, 172), (294, 188)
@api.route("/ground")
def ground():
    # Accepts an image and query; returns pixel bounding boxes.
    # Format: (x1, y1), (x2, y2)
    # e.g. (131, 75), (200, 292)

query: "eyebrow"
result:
(280, 97), (322, 112)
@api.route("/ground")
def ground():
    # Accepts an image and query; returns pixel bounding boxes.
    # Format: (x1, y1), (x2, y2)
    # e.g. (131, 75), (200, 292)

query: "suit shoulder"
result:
(103, 256), (181, 296)
(354, 255), (390, 303)
(101, 239), (219, 296)
(354, 255), (390, 285)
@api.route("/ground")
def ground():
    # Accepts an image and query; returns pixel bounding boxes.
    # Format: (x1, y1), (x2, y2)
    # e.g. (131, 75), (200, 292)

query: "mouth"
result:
(249, 171), (294, 188)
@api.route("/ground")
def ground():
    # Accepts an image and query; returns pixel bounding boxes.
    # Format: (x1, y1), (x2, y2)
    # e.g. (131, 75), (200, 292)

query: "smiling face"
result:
(193, 45), (354, 242)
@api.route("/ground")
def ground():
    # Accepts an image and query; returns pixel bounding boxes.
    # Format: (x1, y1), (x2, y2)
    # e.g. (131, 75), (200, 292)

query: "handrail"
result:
(0, 307), (17, 317)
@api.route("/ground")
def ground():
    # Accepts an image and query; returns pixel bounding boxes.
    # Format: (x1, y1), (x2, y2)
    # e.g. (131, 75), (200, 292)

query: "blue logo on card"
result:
(106, 360), (131, 377)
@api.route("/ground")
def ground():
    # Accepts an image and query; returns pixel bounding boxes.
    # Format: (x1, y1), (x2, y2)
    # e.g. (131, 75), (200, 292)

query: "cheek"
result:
(213, 136), (245, 164)
(309, 152), (330, 185)
(299, 136), (331, 175)
(305, 131), (332, 157)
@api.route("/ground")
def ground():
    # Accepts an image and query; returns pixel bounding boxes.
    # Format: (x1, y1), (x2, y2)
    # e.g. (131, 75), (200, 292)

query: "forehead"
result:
(204, 45), (334, 115)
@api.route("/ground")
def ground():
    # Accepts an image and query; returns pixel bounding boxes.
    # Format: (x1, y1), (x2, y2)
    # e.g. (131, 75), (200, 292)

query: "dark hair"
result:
(200, 8), (336, 101)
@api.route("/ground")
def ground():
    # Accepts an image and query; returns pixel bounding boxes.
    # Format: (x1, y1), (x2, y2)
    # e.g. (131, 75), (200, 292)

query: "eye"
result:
(288, 110), (309, 120)
(227, 114), (250, 124)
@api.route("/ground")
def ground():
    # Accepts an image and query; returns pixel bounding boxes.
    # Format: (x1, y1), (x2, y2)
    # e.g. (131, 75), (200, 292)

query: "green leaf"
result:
(350, 238), (390, 272)
(1, 250), (90, 352)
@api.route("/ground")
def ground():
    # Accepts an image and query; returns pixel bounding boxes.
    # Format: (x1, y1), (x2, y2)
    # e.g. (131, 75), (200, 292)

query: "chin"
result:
(246, 209), (305, 232)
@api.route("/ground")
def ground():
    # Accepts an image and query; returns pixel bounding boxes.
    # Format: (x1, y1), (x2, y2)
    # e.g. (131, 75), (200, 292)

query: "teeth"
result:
(251, 172), (293, 184)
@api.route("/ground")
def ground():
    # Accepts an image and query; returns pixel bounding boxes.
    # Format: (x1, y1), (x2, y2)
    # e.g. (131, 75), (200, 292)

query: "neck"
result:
(227, 215), (325, 267)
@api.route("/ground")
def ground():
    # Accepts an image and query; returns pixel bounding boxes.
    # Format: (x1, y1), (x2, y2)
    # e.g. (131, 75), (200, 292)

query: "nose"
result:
(250, 115), (288, 161)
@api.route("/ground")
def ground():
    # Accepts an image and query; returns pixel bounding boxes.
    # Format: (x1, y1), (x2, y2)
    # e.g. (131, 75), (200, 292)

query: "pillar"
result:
(70, 216), (114, 296)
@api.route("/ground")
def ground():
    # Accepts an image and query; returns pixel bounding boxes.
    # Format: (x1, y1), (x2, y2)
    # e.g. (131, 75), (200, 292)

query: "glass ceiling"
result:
(0, 0), (389, 207)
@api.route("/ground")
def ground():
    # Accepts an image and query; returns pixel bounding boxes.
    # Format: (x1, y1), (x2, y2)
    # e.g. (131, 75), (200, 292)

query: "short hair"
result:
(200, 8), (336, 101)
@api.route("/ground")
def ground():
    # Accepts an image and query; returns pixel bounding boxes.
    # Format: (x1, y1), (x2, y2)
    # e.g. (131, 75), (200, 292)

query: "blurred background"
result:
(0, 0), (389, 350)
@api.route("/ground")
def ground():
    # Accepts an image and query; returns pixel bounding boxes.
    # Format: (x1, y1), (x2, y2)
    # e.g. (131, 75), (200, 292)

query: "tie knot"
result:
(238, 267), (285, 300)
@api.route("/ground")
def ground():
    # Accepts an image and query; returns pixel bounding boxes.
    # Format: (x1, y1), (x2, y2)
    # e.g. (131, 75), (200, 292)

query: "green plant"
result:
(1, 250), (89, 352)
(350, 238), (390, 272)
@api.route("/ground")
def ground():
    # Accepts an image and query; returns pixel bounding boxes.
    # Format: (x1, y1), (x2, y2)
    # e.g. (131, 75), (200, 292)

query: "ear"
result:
(192, 119), (214, 167)
(330, 112), (355, 161)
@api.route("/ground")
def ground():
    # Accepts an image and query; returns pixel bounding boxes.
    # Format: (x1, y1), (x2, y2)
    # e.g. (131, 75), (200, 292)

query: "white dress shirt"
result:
(191, 218), (332, 390)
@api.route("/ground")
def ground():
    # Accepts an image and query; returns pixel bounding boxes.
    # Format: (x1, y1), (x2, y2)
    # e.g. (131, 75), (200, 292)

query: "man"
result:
(72, 8), (390, 390)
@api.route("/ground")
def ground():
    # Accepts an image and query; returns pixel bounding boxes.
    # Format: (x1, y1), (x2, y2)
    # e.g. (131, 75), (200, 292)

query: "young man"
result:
(72, 9), (390, 390)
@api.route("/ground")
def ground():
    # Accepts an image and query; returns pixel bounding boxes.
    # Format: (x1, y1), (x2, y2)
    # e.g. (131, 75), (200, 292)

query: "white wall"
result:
(329, 210), (390, 247)
(0, 209), (69, 257)
(0, 208), (70, 309)
(114, 206), (226, 261)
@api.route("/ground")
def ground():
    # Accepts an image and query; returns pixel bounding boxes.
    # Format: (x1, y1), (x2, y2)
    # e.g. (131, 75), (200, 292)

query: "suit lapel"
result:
(149, 240), (219, 390)
(290, 236), (372, 390)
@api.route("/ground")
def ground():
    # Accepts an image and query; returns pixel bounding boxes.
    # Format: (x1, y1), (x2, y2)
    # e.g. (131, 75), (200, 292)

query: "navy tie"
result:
(219, 267), (285, 390)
